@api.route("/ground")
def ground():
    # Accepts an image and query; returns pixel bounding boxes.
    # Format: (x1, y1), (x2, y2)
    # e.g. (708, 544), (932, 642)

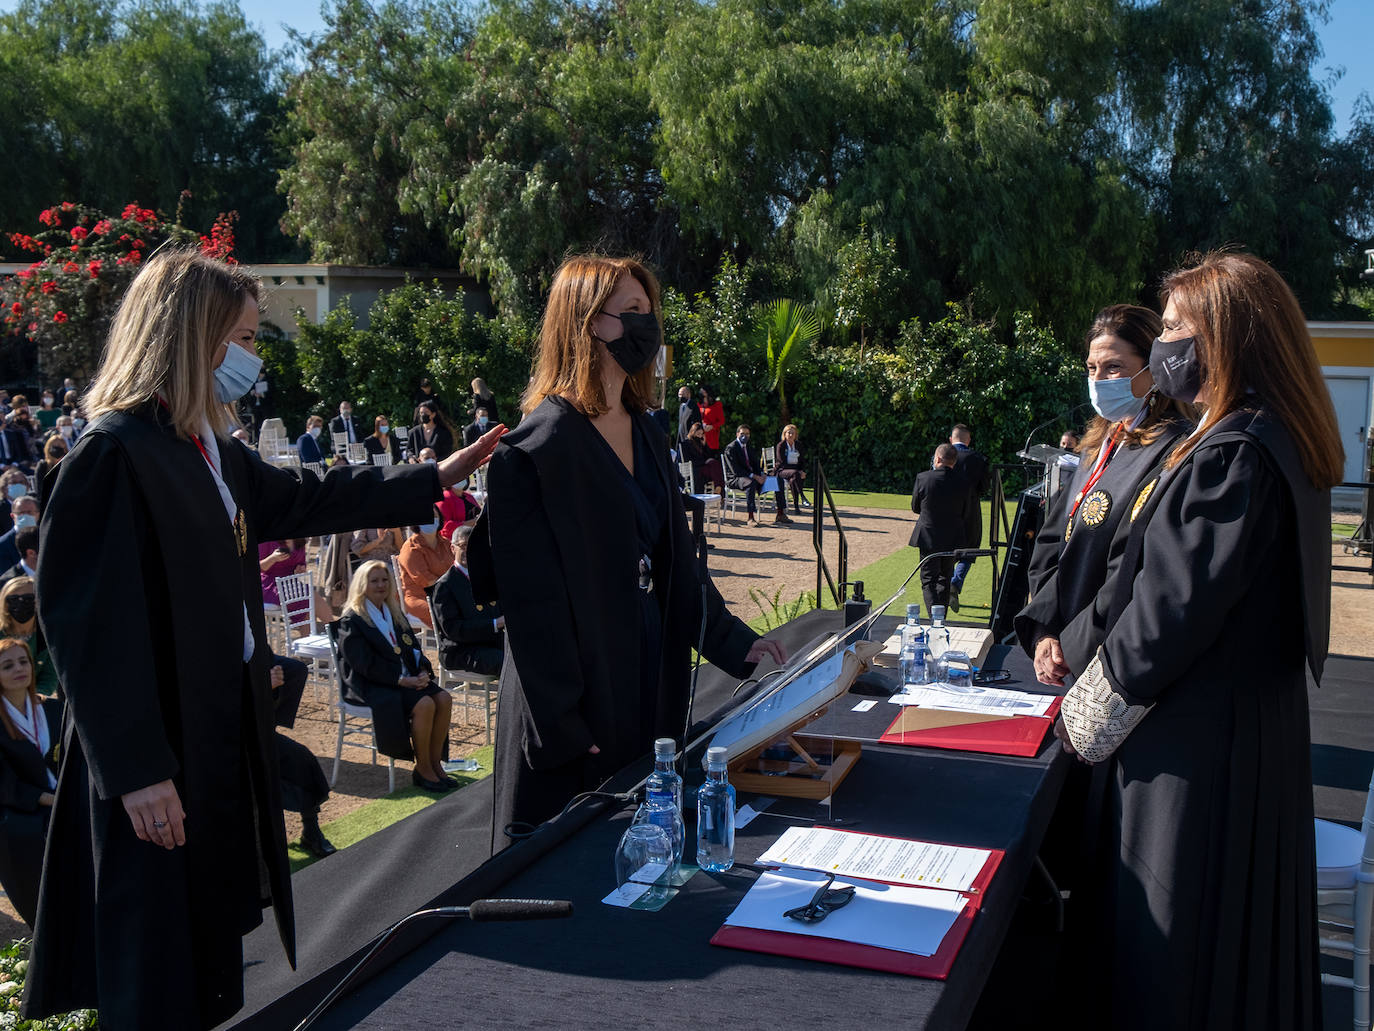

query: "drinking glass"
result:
(614, 824), (672, 901)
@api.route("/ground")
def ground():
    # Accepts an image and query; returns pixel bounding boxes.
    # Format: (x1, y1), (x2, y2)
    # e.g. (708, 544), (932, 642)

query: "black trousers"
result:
(919, 552), (955, 615)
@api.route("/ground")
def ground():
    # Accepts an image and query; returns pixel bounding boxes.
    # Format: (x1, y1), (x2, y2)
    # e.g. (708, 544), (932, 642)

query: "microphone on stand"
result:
(1022, 401), (1092, 456)
(293, 898), (575, 1030)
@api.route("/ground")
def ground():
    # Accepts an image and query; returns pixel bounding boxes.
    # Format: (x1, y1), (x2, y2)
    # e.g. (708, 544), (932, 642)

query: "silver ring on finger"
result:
(152, 819), (167, 829)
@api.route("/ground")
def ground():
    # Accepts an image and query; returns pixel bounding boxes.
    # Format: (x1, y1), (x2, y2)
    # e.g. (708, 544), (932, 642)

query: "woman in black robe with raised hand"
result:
(1014, 303), (1194, 680)
(23, 249), (503, 1030)
(470, 254), (785, 848)
(1058, 251), (1339, 1030)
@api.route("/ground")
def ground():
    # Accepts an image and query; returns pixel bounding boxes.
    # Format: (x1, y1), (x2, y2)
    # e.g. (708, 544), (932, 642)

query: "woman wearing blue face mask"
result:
(1015, 304), (1195, 684)
(363, 413), (402, 465)
(398, 504), (452, 627)
(22, 248), (503, 1029)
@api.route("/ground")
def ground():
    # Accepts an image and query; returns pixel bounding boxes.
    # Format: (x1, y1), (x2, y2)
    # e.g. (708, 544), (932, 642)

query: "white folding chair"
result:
(372, 451), (392, 467)
(331, 436), (349, 459)
(325, 623), (395, 791)
(302, 461), (325, 479)
(1318, 766), (1374, 1030)
(346, 442), (368, 464)
(276, 572), (334, 712)
(679, 461), (723, 535)
(427, 590), (500, 744)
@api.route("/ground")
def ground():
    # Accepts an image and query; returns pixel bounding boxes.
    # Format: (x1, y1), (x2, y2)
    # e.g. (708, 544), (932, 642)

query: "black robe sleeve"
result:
(36, 434), (180, 800)
(487, 446), (597, 766)
(1095, 440), (1281, 702)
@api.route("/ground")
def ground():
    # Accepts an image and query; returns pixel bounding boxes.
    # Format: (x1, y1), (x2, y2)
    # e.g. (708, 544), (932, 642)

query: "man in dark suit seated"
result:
(431, 525), (504, 675)
(296, 415), (326, 465)
(0, 496), (38, 571)
(328, 402), (361, 454)
(909, 443), (969, 614)
(462, 405), (492, 448)
(724, 425), (790, 527)
(0, 527), (38, 588)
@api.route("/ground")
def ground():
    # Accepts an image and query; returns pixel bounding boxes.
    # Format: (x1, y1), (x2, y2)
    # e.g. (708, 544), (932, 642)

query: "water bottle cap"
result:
(653, 738), (676, 760)
(931, 605), (946, 621)
(705, 745), (729, 770)
(905, 603), (921, 620)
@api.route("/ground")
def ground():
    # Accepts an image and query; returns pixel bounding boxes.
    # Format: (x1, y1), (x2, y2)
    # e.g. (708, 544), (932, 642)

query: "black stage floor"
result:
(223, 642), (1374, 1031)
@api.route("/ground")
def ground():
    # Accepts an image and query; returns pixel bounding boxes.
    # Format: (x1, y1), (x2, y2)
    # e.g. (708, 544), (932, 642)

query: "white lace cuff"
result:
(1060, 650), (1151, 763)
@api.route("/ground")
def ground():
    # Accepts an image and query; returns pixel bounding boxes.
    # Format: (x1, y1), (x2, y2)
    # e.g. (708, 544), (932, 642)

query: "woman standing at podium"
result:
(470, 254), (785, 847)
(1014, 304), (1193, 681)
(1059, 252), (1337, 1029)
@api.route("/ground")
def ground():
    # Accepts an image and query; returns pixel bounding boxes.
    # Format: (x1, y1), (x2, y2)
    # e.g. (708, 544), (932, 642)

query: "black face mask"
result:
(420, 412), (432, 424)
(1149, 335), (1204, 403)
(5, 595), (35, 624)
(600, 311), (661, 375)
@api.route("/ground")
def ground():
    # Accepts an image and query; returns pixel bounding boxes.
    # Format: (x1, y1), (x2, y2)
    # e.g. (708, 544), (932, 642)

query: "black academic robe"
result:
(431, 566), (504, 674)
(952, 446), (989, 548)
(24, 404), (439, 1030)
(1014, 415), (1192, 659)
(1078, 405), (1327, 1030)
(0, 696), (61, 927)
(907, 466), (968, 551)
(469, 396), (758, 849)
(335, 610), (438, 760)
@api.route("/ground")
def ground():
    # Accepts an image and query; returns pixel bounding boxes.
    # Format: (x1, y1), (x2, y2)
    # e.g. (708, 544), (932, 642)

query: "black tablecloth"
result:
(321, 615), (1071, 1030)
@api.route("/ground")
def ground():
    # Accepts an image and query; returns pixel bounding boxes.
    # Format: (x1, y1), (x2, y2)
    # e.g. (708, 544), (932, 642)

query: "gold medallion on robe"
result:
(1064, 514), (1075, 542)
(234, 509), (248, 556)
(1131, 479), (1157, 522)
(402, 634), (414, 646)
(1080, 489), (1111, 528)
(393, 645), (402, 654)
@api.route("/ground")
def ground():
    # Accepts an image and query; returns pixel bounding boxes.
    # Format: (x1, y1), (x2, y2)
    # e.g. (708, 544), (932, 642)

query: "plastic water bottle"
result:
(696, 746), (736, 872)
(651, 737), (683, 816)
(899, 603), (927, 686)
(634, 769), (685, 870)
(926, 605), (951, 683)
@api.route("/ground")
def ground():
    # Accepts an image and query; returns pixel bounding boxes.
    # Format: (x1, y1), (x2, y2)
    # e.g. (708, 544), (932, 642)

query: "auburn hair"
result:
(1078, 304), (1196, 463)
(1161, 252), (1343, 487)
(522, 255), (659, 417)
(0, 637), (40, 742)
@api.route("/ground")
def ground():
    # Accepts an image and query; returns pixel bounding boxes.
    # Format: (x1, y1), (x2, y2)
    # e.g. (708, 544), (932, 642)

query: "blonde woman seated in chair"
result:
(336, 560), (455, 793)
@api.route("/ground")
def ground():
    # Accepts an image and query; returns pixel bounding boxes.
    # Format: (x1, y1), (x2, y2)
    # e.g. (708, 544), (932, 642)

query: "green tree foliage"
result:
(0, 0), (293, 261)
(753, 298), (822, 426)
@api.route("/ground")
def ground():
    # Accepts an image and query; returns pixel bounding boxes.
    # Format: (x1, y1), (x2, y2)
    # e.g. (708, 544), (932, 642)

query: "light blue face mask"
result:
(419, 518), (440, 534)
(14, 513), (36, 529)
(213, 341), (264, 403)
(1087, 368), (1148, 422)
(5, 484), (25, 501)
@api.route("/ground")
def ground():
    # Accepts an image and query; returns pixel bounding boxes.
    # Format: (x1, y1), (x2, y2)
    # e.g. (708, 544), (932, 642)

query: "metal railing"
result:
(1335, 479), (1374, 576)
(811, 459), (849, 607)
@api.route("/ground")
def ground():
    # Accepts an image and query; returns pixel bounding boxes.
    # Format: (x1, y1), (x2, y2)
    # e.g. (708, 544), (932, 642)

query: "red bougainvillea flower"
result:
(53, 311), (69, 324)
(70, 244), (80, 253)
(37, 208), (56, 227)
(9, 303), (21, 315)
(62, 262), (79, 274)
(40, 281), (57, 294)
(70, 226), (88, 241)
(128, 250), (142, 264)
(92, 220), (111, 235)
(15, 268), (32, 281)
(87, 260), (102, 277)
(60, 202), (75, 212)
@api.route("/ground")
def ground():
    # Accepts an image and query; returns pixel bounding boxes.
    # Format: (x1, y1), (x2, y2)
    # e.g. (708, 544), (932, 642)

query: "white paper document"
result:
(757, 826), (990, 892)
(723, 869), (965, 957)
(888, 685), (1056, 718)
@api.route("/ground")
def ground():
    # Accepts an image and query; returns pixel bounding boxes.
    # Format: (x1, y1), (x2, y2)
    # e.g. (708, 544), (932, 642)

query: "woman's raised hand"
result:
(438, 423), (507, 487)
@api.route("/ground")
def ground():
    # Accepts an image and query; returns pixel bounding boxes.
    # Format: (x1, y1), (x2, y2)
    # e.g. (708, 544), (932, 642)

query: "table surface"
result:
(322, 620), (1070, 1031)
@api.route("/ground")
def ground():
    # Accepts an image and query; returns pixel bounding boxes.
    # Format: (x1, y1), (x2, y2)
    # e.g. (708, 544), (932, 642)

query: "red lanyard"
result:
(1066, 423), (1124, 527)
(156, 397), (217, 474)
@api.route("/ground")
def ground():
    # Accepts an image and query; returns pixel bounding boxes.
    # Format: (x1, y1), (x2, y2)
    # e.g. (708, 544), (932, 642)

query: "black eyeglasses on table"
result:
(783, 872), (857, 925)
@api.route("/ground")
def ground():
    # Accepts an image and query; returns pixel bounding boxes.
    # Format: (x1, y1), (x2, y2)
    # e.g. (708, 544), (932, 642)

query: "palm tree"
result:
(754, 298), (821, 426)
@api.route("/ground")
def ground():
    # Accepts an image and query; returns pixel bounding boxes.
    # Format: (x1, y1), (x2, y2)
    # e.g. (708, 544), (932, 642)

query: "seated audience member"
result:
(260, 540), (308, 608)
(408, 402), (455, 461)
(0, 471), (28, 532)
(0, 578), (55, 696)
(416, 447), (437, 463)
(436, 479), (481, 540)
(432, 525), (505, 675)
(297, 416), (327, 464)
(0, 415), (34, 471)
(398, 506), (452, 626)
(351, 525), (404, 563)
(0, 638), (61, 925)
(48, 415), (76, 448)
(61, 391), (78, 417)
(0, 528), (38, 586)
(469, 377), (500, 424)
(697, 387), (725, 453)
(774, 424), (808, 509)
(725, 424), (790, 527)
(33, 392), (59, 432)
(33, 436), (68, 510)
(679, 420), (723, 493)
(462, 405), (493, 448)
(267, 656), (334, 857)
(1059, 430), (1080, 451)
(0, 496), (38, 570)
(329, 401), (361, 449)
(336, 561), (454, 792)
(363, 415), (401, 464)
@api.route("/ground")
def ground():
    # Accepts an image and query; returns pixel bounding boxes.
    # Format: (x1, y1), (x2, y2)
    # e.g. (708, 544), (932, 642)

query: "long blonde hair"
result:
(0, 577), (35, 637)
(85, 248), (260, 440)
(343, 560), (409, 628)
(522, 254), (659, 417)
(0, 637), (39, 742)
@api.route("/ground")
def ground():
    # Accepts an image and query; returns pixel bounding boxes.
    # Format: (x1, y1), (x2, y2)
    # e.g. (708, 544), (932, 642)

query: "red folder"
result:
(877, 697), (1061, 758)
(710, 841), (1004, 979)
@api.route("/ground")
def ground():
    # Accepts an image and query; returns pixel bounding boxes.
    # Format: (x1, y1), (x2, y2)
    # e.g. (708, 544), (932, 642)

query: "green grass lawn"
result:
(287, 744), (494, 873)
